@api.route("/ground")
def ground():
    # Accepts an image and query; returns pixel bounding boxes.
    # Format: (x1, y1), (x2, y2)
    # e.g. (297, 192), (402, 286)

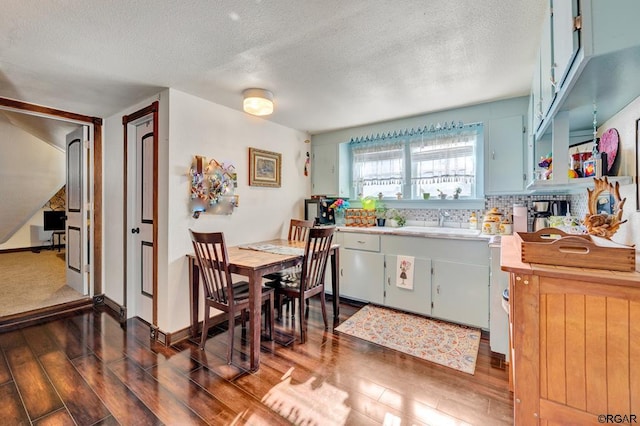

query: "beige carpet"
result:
(336, 305), (481, 374)
(0, 249), (84, 317)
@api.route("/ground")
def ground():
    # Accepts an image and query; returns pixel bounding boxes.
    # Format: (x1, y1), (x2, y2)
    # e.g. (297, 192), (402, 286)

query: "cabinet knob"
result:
(491, 150), (495, 160)
(516, 276), (521, 281)
(516, 398), (521, 404)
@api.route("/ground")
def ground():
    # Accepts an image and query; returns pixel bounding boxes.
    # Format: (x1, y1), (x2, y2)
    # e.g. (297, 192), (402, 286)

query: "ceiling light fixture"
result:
(242, 88), (274, 116)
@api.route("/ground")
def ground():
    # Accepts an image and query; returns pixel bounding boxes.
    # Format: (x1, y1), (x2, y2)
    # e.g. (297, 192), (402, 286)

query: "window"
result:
(350, 123), (483, 200)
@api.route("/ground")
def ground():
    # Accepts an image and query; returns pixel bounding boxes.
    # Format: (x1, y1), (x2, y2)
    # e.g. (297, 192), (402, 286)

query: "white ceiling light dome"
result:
(242, 88), (274, 116)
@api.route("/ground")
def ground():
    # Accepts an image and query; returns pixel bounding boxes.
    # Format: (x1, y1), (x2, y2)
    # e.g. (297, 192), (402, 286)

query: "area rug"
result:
(335, 305), (481, 374)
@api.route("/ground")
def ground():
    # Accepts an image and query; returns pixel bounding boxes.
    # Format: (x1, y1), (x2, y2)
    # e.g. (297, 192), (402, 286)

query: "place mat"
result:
(336, 304), (481, 374)
(239, 244), (304, 256)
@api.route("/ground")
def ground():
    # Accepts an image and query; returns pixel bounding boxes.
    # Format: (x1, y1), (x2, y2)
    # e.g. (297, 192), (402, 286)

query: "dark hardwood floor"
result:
(0, 300), (513, 425)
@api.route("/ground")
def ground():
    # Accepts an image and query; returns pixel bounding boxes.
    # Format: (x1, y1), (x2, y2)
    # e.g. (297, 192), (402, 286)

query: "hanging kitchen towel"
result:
(396, 255), (414, 290)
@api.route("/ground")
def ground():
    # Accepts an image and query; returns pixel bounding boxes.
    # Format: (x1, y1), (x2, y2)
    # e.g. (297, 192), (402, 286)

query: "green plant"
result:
(387, 208), (406, 227)
(374, 200), (387, 218)
(455, 187), (462, 195)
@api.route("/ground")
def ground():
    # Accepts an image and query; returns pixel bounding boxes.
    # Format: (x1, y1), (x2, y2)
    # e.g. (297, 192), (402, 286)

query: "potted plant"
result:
(437, 189), (447, 200)
(374, 200), (387, 226)
(453, 187), (462, 199)
(386, 208), (406, 227)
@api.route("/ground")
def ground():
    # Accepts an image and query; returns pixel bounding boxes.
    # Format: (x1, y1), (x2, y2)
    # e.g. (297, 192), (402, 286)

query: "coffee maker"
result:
(551, 200), (570, 216)
(531, 200), (551, 231)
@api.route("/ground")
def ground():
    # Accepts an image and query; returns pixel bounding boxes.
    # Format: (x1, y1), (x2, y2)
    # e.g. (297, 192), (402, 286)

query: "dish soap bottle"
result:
(469, 212), (478, 230)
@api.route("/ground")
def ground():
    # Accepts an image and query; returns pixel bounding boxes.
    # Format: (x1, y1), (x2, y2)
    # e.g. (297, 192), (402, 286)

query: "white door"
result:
(66, 126), (89, 294)
(126, 115), (155, 323)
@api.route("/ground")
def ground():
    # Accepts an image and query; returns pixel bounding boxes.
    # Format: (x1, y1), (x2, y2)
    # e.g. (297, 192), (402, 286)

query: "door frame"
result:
(122, 101), (159, 327)
(0, 97), (103, 295)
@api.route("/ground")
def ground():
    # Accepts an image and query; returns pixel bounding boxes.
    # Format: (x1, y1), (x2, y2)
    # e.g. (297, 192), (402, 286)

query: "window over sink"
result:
(350, 122), (483, 200)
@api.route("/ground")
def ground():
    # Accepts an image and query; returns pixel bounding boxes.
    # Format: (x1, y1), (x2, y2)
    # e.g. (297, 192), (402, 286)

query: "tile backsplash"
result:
(396, 194), (586, 231)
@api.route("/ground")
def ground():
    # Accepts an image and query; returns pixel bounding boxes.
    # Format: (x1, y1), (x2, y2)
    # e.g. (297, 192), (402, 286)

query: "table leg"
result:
(189, 257), (200, 338)
(331, 248), (340, 321)
(248, 270), (261, 371)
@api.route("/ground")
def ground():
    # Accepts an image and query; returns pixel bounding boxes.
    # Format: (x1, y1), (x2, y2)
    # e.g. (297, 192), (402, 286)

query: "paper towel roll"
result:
(513, 205), (528, 233)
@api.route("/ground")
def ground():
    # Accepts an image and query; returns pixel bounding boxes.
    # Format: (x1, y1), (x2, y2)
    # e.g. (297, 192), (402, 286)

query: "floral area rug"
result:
(335, 305), (481, 374)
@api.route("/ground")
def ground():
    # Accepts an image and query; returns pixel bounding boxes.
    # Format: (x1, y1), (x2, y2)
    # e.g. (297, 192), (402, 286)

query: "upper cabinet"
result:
(529, 0), (640, 190)
(551, 0), (581, 90)
(311, 142), (350, 197)
(533, 0), (580, 136)
(485, 115), (526, 194)
(533, 0), (640, 139)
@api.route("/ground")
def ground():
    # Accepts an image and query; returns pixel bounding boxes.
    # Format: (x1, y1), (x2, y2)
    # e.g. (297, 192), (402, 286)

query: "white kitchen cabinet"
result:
(531, 50), (543, 133)
(311, 143), (350, 197)
(532, 0), (640, 141)
(489, 244), (509, 358)
(384, 255), (431, 317)
(337, 232), (384, 303)
(431, 259), (489, 329)
(485, 115), (525, 194)
(381, 233), (490, 329)
(539, 5), (554, 118)
(551, 0), (580, 89)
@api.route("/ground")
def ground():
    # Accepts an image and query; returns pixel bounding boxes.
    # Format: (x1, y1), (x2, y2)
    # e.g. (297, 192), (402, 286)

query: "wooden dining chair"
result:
(265, 226), (334, 343)
(264, 218), (314, 315)
(190, 229), (275, 364)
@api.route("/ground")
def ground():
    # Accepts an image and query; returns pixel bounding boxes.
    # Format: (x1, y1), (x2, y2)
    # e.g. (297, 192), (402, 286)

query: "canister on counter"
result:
(482, 208), (502, 235)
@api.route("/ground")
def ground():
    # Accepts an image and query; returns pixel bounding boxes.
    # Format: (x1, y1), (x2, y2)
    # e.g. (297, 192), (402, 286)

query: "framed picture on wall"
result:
(249, 147), (281, 187)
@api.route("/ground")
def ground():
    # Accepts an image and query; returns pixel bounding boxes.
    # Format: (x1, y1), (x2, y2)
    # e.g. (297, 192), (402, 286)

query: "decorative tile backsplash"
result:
(397, 194), (587, 231)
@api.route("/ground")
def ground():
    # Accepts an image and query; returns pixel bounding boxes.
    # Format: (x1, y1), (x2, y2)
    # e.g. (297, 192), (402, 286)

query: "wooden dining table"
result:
(187, 238), (340, 371)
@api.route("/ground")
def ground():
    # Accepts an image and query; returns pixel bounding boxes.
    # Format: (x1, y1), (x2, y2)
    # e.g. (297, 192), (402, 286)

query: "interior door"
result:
(66, 126), (89, 294)
(125, 112), (156, 324)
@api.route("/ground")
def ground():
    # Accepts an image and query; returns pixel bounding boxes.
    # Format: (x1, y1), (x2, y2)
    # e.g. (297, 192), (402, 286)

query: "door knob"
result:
(131, 227), (140, 234)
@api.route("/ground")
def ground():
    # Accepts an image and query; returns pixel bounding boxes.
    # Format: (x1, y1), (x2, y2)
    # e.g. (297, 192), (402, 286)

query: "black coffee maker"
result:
(551, 200), (570, 216)
(531, 200), (551, 231)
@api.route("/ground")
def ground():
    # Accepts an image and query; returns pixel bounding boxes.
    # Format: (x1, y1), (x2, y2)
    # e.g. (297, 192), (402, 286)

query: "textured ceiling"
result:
(0, 0), (547, 134)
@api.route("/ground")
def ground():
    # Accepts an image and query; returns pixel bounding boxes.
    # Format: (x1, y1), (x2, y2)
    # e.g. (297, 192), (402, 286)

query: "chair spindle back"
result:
(190, 230), (233, 305)
(300, 227), (334, 292)
(288, 218), (314, 241)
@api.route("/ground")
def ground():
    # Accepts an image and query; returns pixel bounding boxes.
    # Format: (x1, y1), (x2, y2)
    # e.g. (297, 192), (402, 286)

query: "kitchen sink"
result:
(397, 226), (482, 236)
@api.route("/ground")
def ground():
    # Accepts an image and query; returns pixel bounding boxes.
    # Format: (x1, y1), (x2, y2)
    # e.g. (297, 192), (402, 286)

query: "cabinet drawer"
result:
(342, 233), (380, 252)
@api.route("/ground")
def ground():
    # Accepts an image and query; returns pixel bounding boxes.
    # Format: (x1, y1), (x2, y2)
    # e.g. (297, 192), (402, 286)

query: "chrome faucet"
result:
(438, 209), (450, 227)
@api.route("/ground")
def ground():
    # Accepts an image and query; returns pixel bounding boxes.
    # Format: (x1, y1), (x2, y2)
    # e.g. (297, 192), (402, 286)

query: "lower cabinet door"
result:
(339, 248), (384, 304)
(384, 255), (432, 316)
(432, 259), (489, 328)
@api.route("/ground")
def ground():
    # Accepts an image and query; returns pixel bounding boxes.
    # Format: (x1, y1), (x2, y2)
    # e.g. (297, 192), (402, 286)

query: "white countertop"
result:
(336, 225), (496, 241)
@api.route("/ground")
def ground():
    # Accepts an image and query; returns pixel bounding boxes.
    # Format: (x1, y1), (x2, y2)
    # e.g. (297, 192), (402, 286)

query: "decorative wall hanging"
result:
(249, 147), (281, 187)
(189, 155), (238, 219)
(304, 139), (310, 177)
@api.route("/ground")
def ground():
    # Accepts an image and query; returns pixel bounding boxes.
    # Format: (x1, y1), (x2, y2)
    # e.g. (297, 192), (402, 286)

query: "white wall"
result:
(0, 120), (65, 244)
(311, 96), (529, 144)
(102, 90), (170, 306)
(596, 93), (640, 264)
(0, 207), (56, 250)
(101, 88), (310, 333)
(162, 89), (310, 332)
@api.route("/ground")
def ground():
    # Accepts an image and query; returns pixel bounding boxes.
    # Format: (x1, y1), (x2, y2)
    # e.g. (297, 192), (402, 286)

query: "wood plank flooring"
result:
(0, 301), (513, 425)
